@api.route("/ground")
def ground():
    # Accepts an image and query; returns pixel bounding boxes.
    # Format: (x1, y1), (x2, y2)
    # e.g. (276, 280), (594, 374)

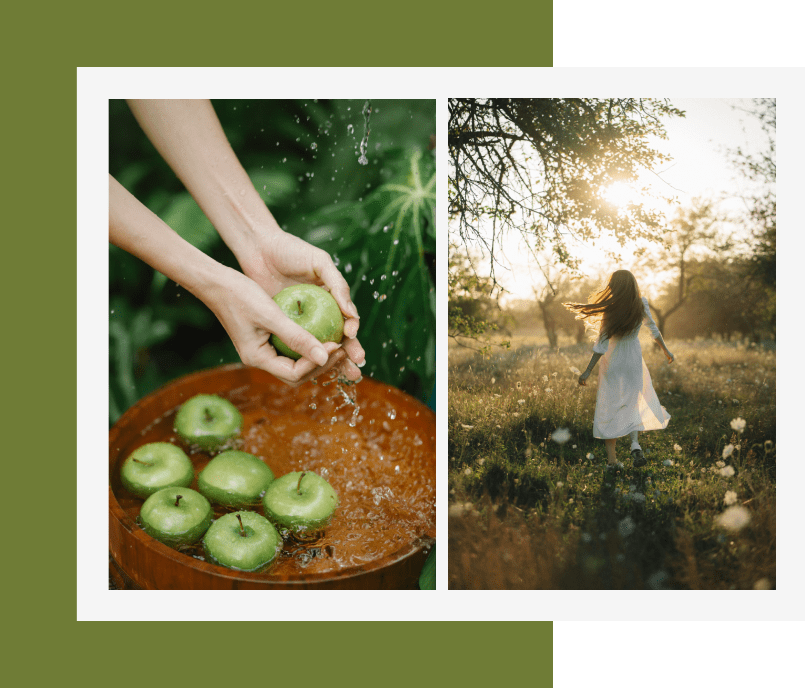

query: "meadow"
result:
(448, 332), (776, 589)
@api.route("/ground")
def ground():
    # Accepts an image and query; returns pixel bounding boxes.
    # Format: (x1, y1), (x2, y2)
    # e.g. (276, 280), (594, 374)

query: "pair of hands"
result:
(212, 230), (365, 388)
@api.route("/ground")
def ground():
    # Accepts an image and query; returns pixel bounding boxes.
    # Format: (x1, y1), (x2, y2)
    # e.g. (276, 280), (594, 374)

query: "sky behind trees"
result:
(467, 99), (772, 302)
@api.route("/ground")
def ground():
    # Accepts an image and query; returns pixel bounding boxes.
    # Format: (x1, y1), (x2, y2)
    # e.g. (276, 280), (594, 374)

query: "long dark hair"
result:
(563, 270), (643, 341)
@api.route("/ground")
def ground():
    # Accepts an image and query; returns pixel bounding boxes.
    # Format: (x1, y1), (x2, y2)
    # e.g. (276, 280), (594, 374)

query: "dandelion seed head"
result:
(719, 465), (735, 477)
(673, 444), (682, 452)
(552, 427), (571, 444)
(724, 490), (738, 506)
(730, 417), (746, 433)
(618, 516), (636, 538)
(722, 444), (735, 459)
(716, 505), (751, 531)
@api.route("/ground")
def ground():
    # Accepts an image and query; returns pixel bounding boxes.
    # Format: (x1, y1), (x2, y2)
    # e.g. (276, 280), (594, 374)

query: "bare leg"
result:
(605, 438), (617, 465)
(630, 430), (641, 450)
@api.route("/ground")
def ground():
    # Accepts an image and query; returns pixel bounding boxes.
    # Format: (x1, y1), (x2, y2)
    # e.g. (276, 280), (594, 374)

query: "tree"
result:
(448, 98), (684, 280)
(642, 199), (723, 334)
(448, 243), (511, 355)
(727, 99), (775, 291)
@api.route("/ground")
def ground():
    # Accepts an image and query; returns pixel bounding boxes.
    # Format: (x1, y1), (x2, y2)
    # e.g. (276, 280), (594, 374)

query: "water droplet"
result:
(387, 409), (397, 420)
(347, 124), (354, 135)
(393, 239), (399, 245)
(373, 291), (379, 299)
(345, 263), (352, 274)
(380, 274), (386, 281)
(311, 142), (317, 150)
(309, 403), (317, 410)
(378, 294), (386, 302)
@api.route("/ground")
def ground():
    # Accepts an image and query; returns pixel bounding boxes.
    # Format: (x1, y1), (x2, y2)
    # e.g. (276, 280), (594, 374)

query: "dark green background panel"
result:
(553, 0), (805, 67)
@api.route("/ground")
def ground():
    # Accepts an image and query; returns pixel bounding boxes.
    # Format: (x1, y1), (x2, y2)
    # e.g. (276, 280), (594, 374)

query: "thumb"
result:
(270, 317), (330, 367)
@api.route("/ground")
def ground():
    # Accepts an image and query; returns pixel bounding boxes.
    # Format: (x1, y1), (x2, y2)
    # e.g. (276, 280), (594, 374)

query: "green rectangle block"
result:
(553, 0), (805, 67)
(553, 620), (805, 688)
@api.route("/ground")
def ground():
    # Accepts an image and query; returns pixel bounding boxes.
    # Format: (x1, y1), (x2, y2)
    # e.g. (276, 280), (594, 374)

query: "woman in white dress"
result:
(564, 270), (674, 469)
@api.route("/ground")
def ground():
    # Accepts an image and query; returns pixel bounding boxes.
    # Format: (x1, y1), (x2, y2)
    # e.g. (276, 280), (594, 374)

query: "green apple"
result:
(203, 511), (282, 571)
(198, 450), (275, 507)
(120, 442), (194, 499)
(262, 471), (339, 534)
(174, 393), (242, 452)
(269, 284), (344, 360)
(139, 487), (213, 547)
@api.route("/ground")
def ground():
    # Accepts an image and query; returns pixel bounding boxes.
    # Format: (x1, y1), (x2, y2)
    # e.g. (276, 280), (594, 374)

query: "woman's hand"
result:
(666, 351), (675, 364)
(235, 229), (365, 377)
(201, 266), (360, 387)
(578, 371), (591, 386)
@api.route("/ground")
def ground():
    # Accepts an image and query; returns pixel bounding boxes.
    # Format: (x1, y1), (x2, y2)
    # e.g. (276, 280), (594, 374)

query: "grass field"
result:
(448, 333), (776, 589)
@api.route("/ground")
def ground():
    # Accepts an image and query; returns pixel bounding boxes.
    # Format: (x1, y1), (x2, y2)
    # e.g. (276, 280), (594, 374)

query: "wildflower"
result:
(647, 570), (670, 590)
(477, 458), (486, 466)
(722, 444), (735, 459)
(586, 453), (595, 460)
(632, 493), (646, 503)
(516, 381), (522, 390)
(716, 460), (726, 468)
(572, 444), (577, 449)
(518, 399), (525, 405)
(730, 417), (746, 433)
(449, 502), (475, 517)
(724, 490), (738, 506)
(545, 388), (553, 393)
(719, 465), (735, 477)
(764, 440), (773, 452)
(542, 375), (548, 383)
(699, 427), (704, 432)
(663, 459), (674, 466)
(552, 372), (558, 377)
(581, 533), (592, 543)
(570, 366), (581, 375)
(463, 467), (472, 476)
(552, 427), (571, 444)
(732, 399), (740, 405)
(673, 444), (682, 452)
(491, 377), (496, 384)
(461, 424), (474, 430)
(716, 505), (751, 531)
(618, 516), (636, 538)
(555, 481), (564, 488)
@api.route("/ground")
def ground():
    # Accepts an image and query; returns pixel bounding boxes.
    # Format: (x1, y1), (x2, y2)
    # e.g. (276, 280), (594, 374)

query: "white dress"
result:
(592, 296), (671, 439)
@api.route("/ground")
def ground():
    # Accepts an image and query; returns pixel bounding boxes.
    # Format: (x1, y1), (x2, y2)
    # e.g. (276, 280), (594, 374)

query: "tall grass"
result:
(448, 336), (776, 590)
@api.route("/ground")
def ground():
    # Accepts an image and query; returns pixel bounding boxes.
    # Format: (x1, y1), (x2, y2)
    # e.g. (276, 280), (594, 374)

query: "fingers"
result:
(342, 336), (366, 368)
(268, 311), (330, 367)
(313, 253), (360, 340)
(244, 341), (346, 387)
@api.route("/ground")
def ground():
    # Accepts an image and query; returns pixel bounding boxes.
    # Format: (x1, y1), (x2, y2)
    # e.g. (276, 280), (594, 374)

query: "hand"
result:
(666, 351), (675, 364)
(236, 229), (365, 378)
(578, 371), (590, 386)
(205, 267), (358, 387)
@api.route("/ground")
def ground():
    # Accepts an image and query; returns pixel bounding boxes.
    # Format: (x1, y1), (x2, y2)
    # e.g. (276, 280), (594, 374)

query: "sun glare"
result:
(602, 181), (640, 208)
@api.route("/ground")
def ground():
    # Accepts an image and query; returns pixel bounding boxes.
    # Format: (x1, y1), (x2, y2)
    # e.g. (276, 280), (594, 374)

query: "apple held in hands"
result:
(203, 511), (282, 572)
(174, 394), (242, 452)
(139, 487), (213, 547)
(270, 284), (344, 360)
(198, 450), (275, 507)
(262, 471), (339, 534)
(120, 442), (194, 499)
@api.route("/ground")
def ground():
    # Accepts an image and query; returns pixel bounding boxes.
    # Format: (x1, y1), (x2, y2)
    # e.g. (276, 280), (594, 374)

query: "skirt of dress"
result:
(593, 335), (671, 439)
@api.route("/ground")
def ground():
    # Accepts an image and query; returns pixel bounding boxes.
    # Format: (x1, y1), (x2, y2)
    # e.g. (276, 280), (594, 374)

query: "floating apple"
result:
(198, 450), (275, 507)
(120, 442), (194, 499)
(203, 511), (282, 571)
(270, 284), (345, 360)
(262, 471), (339, 534)
(138, 487), (213, 547)
(173, 393), (242, 452)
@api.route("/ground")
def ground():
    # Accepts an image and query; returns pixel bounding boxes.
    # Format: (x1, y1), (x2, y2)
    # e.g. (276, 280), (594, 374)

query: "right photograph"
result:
(447, 98), (776, 590)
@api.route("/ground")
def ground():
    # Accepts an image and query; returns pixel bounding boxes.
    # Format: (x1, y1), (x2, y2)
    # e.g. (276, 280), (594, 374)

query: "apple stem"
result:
(132, 458), (153, 466)
(174, 495), (182, 507)
(297, 472), (306, 495)
(203, 408), (213, 423)
(236, 513), (247, 537)
(296, 299), (303, 316)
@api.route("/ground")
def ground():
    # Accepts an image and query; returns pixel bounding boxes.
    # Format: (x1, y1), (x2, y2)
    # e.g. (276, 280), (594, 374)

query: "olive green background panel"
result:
(553, 620), (805, 688)
(554, 0), (805, 67)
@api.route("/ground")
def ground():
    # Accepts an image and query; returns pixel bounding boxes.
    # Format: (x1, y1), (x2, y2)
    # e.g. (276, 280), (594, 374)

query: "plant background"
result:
(109, 99), (436, 425)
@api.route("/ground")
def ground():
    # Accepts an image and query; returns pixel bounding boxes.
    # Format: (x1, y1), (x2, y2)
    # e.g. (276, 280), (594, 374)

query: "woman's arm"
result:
(125, 99), (363, 365)
(578, 352), (603, 386)
(109, 175), (354, 386)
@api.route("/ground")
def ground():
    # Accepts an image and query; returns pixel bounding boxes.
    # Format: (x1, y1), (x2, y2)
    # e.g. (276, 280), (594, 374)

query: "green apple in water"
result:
(269, 284), (344, 360)
(198, 450), (275, 507)
(262, 471), (339, 534)
(174, 393), (242, 452)
(139, 487), (213, 547)
(203, 511), (282, 571)
(120, 442), (194, 499)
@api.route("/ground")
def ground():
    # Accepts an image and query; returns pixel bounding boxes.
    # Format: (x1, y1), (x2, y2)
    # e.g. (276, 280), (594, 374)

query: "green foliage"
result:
(109, 99), (435, 425)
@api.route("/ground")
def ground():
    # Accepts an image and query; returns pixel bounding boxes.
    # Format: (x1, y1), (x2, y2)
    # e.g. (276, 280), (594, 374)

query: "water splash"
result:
(358, 100), (372, 165)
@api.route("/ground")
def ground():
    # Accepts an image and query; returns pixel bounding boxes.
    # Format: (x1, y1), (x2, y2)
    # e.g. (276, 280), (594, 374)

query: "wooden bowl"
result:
(109, 364), (435, 589)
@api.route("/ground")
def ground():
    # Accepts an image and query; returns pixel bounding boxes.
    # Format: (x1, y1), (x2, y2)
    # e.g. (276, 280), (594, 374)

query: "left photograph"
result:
(108, 99), (436, 589)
